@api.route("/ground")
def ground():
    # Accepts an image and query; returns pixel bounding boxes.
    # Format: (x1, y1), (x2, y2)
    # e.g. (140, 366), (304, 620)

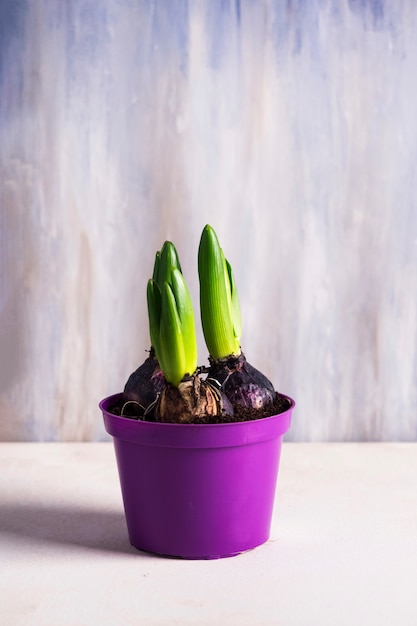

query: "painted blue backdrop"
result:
(1, 0), (416, 441)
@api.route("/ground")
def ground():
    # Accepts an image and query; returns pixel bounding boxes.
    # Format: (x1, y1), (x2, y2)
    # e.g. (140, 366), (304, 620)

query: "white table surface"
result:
(1, 443), (416, 626)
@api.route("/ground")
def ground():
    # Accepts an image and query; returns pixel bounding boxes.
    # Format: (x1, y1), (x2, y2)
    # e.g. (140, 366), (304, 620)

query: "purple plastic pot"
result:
(100, 392), (294, 559)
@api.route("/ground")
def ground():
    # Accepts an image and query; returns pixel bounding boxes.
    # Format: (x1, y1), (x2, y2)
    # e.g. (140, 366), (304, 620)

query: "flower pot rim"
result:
(100, 392), (295, 449)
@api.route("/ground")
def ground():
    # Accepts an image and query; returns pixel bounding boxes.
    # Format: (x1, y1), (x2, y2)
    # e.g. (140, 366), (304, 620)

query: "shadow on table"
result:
(0, 503), (143, 556)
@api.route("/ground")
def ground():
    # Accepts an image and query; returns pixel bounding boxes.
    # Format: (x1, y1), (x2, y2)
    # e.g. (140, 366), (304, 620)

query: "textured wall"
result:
(1, 0), (416, 441)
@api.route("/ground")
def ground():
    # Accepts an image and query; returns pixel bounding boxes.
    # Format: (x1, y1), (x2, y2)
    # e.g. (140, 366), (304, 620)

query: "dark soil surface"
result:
(110, 392), (291, 424)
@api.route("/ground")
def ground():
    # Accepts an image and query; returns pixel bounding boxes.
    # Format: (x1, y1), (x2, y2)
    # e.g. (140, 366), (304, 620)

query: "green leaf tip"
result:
(147, 244), (197, 387)
(198, 225), (242, 360)
(152, 241), (182, 286)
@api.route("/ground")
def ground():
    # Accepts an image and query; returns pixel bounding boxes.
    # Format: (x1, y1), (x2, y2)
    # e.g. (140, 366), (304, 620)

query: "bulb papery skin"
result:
(156, 375), (233, 423)
(123, 350), (166, 418)
(207, 352), (275, 411)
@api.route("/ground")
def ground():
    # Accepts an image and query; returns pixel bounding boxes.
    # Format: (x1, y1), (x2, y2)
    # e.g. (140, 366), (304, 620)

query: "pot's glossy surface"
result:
(100, 393), (295, 559)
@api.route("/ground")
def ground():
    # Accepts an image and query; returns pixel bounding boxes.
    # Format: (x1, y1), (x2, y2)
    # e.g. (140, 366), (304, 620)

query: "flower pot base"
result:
(132, 541), (260, 560)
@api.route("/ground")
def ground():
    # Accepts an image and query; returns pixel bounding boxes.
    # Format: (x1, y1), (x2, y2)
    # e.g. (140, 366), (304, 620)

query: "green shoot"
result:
(198, 225), (241, 360)
(147, 242), (197, 387)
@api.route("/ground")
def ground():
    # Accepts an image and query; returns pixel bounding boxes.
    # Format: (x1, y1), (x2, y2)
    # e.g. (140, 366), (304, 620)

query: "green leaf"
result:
(170, 268), (198, 378)
(152, 251), (160, 283)
(198, 225), (241, 360)
(226, 258), (242, 341)
(146, 279), (162, 358)
(159, 282), (186, 387)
